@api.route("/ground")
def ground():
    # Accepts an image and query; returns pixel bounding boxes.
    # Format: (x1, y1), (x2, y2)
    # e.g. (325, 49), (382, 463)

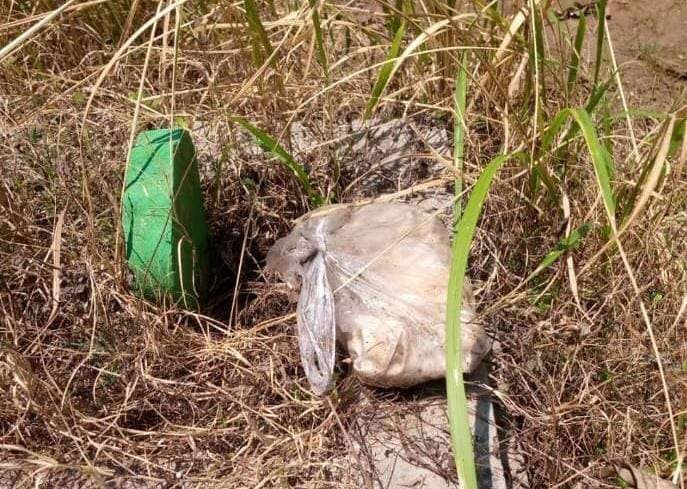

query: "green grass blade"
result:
(244, 0), (284, 99)
(453, 52), (468, 220)
(541, 109), (571, 153)
(232, 117), (322, 206)
(585, 76), (613, 114)
(446, 154), (509, 489)
(308, 0), (329, 81)
(592, 0), (608, 86)
(567, 13), (586, 93)
(526, 222), (592, 282)
(530, 109), (568, 199)
(539, 106), (617, 214)
(569, 108), (616, 219)
(364, 19), (406, 119)
(532, 3), (546, 99)
(244, 0), (273, 62)
(383, 0), (405, 38)
(542, 77), (612, 177)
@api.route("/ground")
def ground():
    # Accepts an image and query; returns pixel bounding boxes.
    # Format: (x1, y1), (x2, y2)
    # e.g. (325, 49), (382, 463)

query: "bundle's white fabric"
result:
(267, 202), (490, 394)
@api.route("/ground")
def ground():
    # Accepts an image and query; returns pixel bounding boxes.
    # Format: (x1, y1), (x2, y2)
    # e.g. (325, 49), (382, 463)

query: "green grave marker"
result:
(122, 128), (209, 308)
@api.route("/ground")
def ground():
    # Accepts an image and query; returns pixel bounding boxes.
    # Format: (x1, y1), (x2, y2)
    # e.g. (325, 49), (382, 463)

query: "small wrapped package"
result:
(267, 202), (490, 394)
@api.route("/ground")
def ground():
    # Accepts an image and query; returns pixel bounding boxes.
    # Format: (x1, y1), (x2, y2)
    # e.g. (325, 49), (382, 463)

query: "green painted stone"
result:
(122, 128), (209, 307)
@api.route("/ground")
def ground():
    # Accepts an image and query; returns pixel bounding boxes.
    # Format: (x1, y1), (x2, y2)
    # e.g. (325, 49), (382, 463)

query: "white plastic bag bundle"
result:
(266, 202), (490, 394)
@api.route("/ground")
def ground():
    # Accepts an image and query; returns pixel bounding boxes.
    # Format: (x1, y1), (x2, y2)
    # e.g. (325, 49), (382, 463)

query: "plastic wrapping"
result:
(267, 202), (490, 394)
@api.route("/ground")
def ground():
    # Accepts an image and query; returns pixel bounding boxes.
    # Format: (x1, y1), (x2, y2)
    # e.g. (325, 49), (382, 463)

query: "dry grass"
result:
(1, 0), (687, 487)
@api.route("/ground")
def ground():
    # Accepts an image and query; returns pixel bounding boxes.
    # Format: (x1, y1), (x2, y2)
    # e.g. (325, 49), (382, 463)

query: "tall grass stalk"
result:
(365, 18), (406, 119)
(530, 1), (546, 99)
(566, 13), (586, 95)
(592, 0), (607, 87)
(603, 22), (640, 162)
(446, 155), (508, 489)
(453, 52), (468, 219)
(446, 49), (475, 489)
(170, 3), (182, 129)
(527, 0), (542, 198)
(244, 0), (273, 65)
(243, 0), (285, 96)
(308, 0), (329, 81)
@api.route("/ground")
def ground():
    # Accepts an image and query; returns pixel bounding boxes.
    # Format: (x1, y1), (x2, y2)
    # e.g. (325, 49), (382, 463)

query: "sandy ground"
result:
(610, 0), (686, 107)
(566, 0), (686, 108)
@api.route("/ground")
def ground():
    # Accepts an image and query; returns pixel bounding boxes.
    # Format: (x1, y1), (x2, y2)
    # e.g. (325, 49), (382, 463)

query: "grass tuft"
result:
(446, 154), (509, 489)
(232, 117), (323, 206)
(365, 17), (406, 119)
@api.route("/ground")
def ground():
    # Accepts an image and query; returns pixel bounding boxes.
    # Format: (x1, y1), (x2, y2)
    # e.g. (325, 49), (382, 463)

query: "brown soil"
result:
(568, 0), (687, 108)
